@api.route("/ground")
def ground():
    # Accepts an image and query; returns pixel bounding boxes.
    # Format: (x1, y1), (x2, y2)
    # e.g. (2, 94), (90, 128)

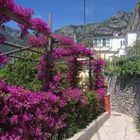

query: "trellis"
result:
(1, 41), (44, 61)
(0, 39), (95, 90)
(0, 0), (95, 91)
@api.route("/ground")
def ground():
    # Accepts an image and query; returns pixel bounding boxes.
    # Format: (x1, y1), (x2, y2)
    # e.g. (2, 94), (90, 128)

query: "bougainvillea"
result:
(28, 35), (48, 48)
(53, 35), (74, 46)
(0, 51), (8, 68)
(0, 0), (33, 20)
(0, 0), (51, 38)
(18, 24), (29, 39)
(30, 18), (51, 35)
(0, 81), (89, 139)
(0, 15), (10, 28)
(66, 57), (81, 88)
(0, 0), (106, 139)
(53, 43), (92, 57)
(92, 58), (106, 98)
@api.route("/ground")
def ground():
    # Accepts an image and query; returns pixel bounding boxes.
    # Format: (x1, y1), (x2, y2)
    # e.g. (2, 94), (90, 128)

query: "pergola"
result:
(0, 0), (95, 91)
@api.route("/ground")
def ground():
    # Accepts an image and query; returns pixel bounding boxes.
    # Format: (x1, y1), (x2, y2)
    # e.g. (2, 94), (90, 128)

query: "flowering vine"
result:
(0, 1), (106, 139)
(92, 58), (106, 99)
(28, 35), (48, 48)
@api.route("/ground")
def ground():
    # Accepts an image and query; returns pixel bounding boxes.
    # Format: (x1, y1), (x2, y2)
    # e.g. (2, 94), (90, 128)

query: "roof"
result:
(93, 31), (137, 40)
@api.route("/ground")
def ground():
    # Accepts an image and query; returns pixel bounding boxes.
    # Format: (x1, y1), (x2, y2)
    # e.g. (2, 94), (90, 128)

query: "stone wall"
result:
(107, 76), (140, 126)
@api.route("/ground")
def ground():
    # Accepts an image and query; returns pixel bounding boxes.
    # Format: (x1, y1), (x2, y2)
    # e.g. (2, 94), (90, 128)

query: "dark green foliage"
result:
(105, 41), (140, 78)
(0, 51), (42, 91)
(0, 26), (27, 52)
(0, 51), (104, 139)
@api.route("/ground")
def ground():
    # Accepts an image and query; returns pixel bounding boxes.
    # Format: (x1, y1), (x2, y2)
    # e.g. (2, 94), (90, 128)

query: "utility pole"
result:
(83, 0), (86, 35)
(83, 0), (93, 90)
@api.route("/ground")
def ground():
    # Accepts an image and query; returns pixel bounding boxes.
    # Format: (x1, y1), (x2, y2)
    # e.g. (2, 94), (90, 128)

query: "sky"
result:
(7, 0), (138, 31)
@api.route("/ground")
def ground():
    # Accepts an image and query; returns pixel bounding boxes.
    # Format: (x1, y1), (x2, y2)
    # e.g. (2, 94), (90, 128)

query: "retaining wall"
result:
(108, 76), (140, 126)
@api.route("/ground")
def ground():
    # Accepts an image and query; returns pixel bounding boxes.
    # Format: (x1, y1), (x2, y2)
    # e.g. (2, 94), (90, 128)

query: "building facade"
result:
(93, 32), (137, 60)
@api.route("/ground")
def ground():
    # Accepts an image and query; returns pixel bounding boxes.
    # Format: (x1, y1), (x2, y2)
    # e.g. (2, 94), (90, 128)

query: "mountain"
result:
(127, 3), (140, 33)
(55, 2), (140, 43)
(0, 26), (27, 52)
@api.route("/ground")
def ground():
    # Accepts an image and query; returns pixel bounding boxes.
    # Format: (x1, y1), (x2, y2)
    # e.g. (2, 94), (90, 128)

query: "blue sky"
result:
(7, 0), (138, 31)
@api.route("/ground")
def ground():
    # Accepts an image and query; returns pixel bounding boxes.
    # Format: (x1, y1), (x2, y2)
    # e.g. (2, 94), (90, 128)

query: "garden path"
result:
(90, 111), (140, 140)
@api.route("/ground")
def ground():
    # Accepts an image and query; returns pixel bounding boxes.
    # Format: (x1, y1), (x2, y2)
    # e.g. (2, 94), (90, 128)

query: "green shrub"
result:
(0, 51), (42, 91)
(55, 91), (104, 140)
(105, 41), (140, 78)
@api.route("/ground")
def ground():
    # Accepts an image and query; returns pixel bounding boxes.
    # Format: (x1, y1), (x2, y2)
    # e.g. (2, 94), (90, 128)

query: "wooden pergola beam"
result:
(0, 8), (55, 42)
(0, 47), (30, 56)
(9, 55), (38, 62)
(3, 42), (44, 54)
(0, 7), (71, 46)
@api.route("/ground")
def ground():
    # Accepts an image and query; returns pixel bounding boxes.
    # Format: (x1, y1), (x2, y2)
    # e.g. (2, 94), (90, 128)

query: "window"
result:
(106, 39), (110, 46)
(94, 39), (97, 46)
(103, 38), (106, 46)
(120, 41), (123, 46)
(120, 40), (125, 46)
(97, 39), (102, 46)
(123, 40), (125, 46)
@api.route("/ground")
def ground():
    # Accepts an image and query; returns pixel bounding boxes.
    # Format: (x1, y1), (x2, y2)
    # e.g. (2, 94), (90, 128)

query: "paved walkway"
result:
(90, 111), (140, 140)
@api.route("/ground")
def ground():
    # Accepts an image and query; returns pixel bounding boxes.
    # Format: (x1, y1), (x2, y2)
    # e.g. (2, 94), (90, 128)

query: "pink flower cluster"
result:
(18, 24), (29, 39)
(53, 45), (92, 59)
(0, 0), (33, 31)
(0, 0), (51, 38)
(36, 54), (47, 80)
(95, 88), (106, 99)
(0, 15), (10, 27)
(54, 35), (74, 46)
(30, 18), (51, 35)
(92, 58), (106, 99)
(0, 0), (33, 20)
(0, 81), (88, 139)
(28, 35), (48, 48)
(0, 52), (8, 67)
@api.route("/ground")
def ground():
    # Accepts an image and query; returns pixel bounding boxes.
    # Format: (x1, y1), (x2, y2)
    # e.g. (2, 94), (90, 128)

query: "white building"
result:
(93, 32), (137, 60)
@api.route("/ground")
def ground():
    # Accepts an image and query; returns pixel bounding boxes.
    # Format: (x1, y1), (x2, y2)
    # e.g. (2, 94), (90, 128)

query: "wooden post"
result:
(48, 13), (52, 51)
(43, 13), (53, 91)
(89, 57), (93, 90)
(74, 34), (77, 42)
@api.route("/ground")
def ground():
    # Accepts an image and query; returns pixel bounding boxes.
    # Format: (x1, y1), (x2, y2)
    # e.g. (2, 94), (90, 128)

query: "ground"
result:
(90, 111), (140, 140)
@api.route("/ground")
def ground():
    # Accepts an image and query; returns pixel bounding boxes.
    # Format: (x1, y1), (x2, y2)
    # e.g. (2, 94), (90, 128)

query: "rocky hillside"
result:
(55, 11), (131, 41)
(0, 26), (27, 52)
(0, 2), (140, 50)
(127, 3), (140, 33)
(55, 2), (140, 42)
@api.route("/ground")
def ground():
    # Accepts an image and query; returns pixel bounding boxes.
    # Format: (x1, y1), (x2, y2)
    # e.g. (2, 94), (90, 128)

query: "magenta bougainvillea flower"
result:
(0, 81), (88, 139)
(92, 58), (106, 99)
(28, 35), (48, 48)
(0, 49), (8, 66)
(30, 18), (51, 35)
(0, 1), (106, 139)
